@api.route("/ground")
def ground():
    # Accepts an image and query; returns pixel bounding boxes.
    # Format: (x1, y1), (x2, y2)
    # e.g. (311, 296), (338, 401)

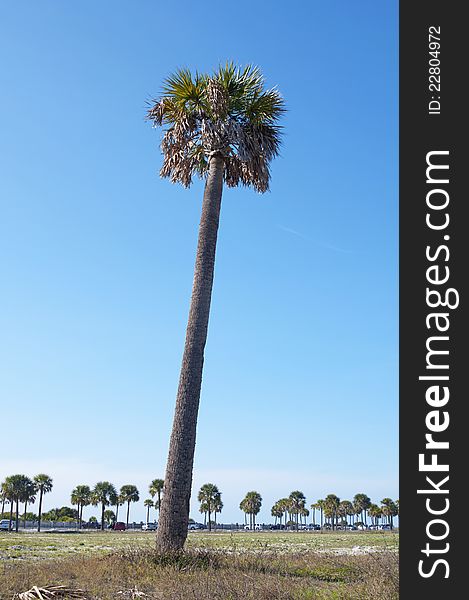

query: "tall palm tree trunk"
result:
(38, 490), (43, 532)
(15, 500), (19, 532)
(126, 502), (130, 527)
(23, 501), (28, 529)
(156, 156), (224, 552)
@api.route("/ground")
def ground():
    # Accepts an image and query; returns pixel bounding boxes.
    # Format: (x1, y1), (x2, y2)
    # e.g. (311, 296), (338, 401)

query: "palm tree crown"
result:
(147, 63), (284, 192)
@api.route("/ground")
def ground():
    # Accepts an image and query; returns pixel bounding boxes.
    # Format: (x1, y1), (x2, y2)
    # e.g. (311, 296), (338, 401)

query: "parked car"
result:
(244, 524), (263, 531)
(306, 524), (321, 530)
(0, 519), (13, 531)
(112, 522), (126, 531)
(188, 522), (204, 530)
(142, 522), (157, 531)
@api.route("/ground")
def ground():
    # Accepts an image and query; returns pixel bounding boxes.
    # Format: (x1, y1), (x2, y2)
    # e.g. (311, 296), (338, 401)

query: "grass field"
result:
(0, 531), (399, 599)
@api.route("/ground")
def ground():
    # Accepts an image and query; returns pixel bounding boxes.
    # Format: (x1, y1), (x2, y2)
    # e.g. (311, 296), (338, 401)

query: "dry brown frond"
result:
(15, 585), (88, 600)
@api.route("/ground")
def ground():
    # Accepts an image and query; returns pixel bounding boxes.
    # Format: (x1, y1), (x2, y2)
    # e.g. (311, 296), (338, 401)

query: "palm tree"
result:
(149, 479), (164, 522)
(288, 491), (306, 530)
(119, 485), (139, 527)
(310, 502), (320, 526)
(199, 500), (209, 526)
(324, 494), (340, 530)
(316, 499), (325, 530)
(148, 63), (284, 552)
(240, 491), (262, 529)
(144, 499), (154, 524)
(71, 485), (91, 529)
(338, 500), (354, 527)
(213, 492), (223, 530)
(353, 493), (371, 526)
(271, 502), (283, 526)
(381, 498), (398, 529)
(92, 482), (117, 531)
(277, 498), (290, 529)
(368, 503), (382, 526)
(115, 493), (124, 523)
(103, 509), (115, 526)
(3, 475), (32, 532)
(21, 479), (36, 529)
(197, 484), (220, 532)
(0, 482), (9, 517)
(33, 474), (53, 532)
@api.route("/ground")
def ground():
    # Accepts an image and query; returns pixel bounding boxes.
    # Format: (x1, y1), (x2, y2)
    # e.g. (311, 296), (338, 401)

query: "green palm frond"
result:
(147, 63), (285, 191)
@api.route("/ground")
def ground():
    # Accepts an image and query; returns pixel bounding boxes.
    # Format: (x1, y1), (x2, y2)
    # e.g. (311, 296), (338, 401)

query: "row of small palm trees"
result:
(1, 474), (53, 532)
(1, 474), (165, 532)
(272, 492), (399, 530)
(196, 486), (262, 531)
(70, 478), (165, 530)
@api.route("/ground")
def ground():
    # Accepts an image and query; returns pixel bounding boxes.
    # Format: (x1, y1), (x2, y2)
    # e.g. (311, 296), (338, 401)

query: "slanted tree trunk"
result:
(156, 156), (224, 552)
(126, 502), (130, 527)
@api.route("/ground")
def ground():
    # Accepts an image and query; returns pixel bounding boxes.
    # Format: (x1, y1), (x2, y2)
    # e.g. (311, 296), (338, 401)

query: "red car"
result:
(112, 522), (126, 531)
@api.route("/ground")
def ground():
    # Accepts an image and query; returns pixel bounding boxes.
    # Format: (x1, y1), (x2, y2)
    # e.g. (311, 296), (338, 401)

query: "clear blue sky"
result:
(0, 0), (398, 523)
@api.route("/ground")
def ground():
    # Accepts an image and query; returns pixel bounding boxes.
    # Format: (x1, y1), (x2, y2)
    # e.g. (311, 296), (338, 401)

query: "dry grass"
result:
(0, 546), (398, 600)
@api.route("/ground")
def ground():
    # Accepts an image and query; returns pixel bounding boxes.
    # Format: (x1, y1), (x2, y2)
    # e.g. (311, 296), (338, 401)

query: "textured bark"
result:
(156, 156), (224, 552)
(37, 491), (43, 532)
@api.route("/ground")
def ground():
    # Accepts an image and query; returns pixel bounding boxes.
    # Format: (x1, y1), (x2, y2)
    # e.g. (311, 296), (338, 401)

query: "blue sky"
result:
(0, 0), (398, 523)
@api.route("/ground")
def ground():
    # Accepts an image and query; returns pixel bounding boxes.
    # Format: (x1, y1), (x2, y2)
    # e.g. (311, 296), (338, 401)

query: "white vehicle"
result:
(142, 522), (157, 531)
(0, 519), (13, 531)
(188, 523), (205, 530)
(244, 524), (262, 531)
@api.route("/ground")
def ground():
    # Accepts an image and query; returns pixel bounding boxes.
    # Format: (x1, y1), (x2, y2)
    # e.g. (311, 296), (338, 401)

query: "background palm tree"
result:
(0, 482), (10, 517)
(119, 485), (140, 527)
(240, 491), (263, 529)
(144, 499), (154, 524)
(114, 493), (124, 523)
(212, 492), (223, 530)
(288, 491), (306, 531)
(324, 494), (340, 530)
(353, 493), (371, 526)
(148, 63), (284, 552)
(381, 498), (398, 529)
(91, 482), (117, 531)
(338, 500), (354, 527)
(71, 485), (91, 529)
(21, 478), (36, 529)
(149, 479), (164, 522)
(197, 484), (220, 532)
(103, 509), (115, 526)
(271, 501), (283, 526)
(316, 499), (325, 530)
(368, 503), (382, 526)
(33, 474), (53, 532)
(3, 475), (32, 532)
